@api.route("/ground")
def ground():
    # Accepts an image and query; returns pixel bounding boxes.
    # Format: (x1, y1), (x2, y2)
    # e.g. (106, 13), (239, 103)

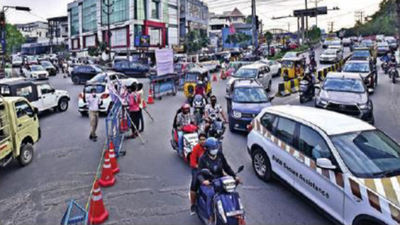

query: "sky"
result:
(1, 0), (383, 32)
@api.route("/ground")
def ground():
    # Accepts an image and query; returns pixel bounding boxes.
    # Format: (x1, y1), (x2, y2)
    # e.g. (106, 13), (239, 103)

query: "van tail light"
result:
(79, 93), (84, 99)
(247, 124), (253, 131)
(101, 93), (109, 99)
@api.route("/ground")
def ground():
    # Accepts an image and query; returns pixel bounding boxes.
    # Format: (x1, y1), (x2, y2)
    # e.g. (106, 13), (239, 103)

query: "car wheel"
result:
(276, 69), (281, 77)
(252, 148), (273, 182)
(80, 111), (88, 116)
(229, 120), (235, 132)
(58, 98), (69, 112)
(19, 143), (34, 166)
(72, 76), (80, 85)
(266, 80), (272, 92)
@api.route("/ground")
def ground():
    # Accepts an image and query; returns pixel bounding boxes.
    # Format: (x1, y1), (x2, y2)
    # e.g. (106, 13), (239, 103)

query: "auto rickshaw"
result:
(184, 67), (212, 103)
(280, 57), (304, 80)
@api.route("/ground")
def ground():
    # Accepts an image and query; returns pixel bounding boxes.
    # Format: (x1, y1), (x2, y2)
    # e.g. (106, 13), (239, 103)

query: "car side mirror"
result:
(34, 107), (39, 115)
(50, 89), (55, 93)
(368, 88), (374, 94)
(316, 158), (337, 170)
(237, 165), (244, 174)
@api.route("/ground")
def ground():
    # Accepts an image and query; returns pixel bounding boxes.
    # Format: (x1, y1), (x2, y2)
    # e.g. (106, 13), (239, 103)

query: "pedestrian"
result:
(128, 82), (141, 139)
(137, 83), (145, 132)
(85, 88), (102, 142)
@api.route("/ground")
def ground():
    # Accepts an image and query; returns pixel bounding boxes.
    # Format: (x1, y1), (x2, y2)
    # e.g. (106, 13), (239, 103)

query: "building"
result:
(179, 0), (208, 39)
(47, 16), (69, 45)
(67, 0), (179, 55)
(15, 21), (49, 43)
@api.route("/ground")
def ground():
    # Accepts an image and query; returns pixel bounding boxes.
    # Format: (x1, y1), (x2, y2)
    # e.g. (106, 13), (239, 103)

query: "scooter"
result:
(381, 61), (388, 74)
(207, 114), (226, 140)
(193, 94), (206, 127)
(389, 66), (399, 84)
(196, 165), (246, 225)
(299, 79), (314, 103)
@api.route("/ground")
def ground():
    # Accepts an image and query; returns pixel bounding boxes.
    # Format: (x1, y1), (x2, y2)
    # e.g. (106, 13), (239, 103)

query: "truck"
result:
(0, 95), (40, 167)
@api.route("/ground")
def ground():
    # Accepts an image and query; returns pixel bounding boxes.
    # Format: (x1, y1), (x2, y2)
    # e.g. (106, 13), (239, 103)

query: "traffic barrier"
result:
(277, 82), (290, 96)
(61, 200), (88, 225)
(88, 180), (109, 224)
(108, 141), (120, 174)
(98, 152), (116, 187)
(147, 88), (154, 104)
(291, 78), (300, 93)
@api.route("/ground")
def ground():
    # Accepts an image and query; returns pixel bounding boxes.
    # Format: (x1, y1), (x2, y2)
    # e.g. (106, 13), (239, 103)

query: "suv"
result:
(247, 105), (400, 225)
(0, 79), (70, 113)
(78, 83), (112, 116)
(0, 95), (40, 167)
(22, 65), (49, 79)
(71, 65), (103, 85)
(226, 64), (273, 95)
(226, 80), (273, 132)
(315, 72), (374, 124)
(342, 60), (377, 91)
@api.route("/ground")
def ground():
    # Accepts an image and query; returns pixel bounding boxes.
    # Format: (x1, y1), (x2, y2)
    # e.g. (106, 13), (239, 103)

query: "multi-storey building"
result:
(67, 0), (179, 53)
(179, 0), (208, 39)
(15, 21), (49, 43)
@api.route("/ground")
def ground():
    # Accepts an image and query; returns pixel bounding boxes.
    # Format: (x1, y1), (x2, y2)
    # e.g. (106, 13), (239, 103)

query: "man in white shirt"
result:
(86, 88), (102, 142)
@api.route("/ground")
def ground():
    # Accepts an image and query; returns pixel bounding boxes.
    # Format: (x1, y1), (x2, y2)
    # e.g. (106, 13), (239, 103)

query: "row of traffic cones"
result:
(213, 69), (229, 82)
(88, 142), (120, 224)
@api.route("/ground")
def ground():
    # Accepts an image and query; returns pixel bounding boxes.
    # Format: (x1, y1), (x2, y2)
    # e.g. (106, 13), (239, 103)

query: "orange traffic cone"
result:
(212, 73), (218, 82)
(98, 152), (116, 187)
(142, 99), (146, 109)
(120, 117), (128, 132)
(88, 180), (109, 224)
(220, 70), (227, 80)
(147, 88), (154, 104)
(108, 141), (120, 174)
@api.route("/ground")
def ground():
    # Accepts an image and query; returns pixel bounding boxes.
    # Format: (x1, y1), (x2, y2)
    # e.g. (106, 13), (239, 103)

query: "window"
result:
(15, 101), (34, 118)
(0, 104), (10, 143)
(39, 84), (53, 94)
(275, 117), (296, 145)
(151, 0), (160, 19)
(70, 6), (80, 36)
(261, 113), (275, 132)
(85, 35), (96, 47)
(110, 28), (127, 47)
(102, 0), (129, 24)
(72, 39), (79, 49)
(149, 28), (161, 45)
(82, 0), (97, 32)
(16, 86), (33, 99)
(134, 25), (143, 36)
(299, 125), (330, 160)
(134, 0), (146, 20)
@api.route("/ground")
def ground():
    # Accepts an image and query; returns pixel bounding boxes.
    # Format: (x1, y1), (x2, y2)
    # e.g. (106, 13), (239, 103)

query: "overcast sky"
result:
(1, 0), (383, 32)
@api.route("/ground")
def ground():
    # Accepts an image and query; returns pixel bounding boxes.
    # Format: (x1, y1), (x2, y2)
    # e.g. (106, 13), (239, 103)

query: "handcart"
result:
(149, 73), (179, 100)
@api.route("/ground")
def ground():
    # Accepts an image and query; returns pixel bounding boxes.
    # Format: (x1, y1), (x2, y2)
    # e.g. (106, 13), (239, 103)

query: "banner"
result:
(155, 49), (174, 76)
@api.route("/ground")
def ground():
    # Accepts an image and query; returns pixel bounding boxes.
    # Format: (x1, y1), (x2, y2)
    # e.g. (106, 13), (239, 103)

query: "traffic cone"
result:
(120, 117), (128, 132)
(147, 88), (154, 104)
(108, 141), (120, 174)
(212, 73), (218, 82)
(98, 152), (116, 187)
(88, 180), (109, 224)
(220, 69), (227, 80)
(142, 99), (146, 109)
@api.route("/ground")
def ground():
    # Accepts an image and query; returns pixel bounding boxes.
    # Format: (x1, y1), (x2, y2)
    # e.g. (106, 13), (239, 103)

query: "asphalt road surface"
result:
(1, 46), (399, 225)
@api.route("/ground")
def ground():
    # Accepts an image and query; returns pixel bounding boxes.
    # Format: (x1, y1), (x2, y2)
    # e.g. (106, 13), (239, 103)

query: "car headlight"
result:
(233, 110), (242, 118)
(317, 98), (328, 106)
(359, 101), (372, 110)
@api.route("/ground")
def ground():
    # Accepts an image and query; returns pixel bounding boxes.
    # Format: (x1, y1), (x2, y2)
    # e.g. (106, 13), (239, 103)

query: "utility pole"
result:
(102, 0), (114, 64)
(355, 10), (365, 24)
(305, 0), (308, 32)
(251, 0), (258, 53)
(310, 0), (323, 27)
(327, 21), (334, 33)
(396, 0), (400, 57)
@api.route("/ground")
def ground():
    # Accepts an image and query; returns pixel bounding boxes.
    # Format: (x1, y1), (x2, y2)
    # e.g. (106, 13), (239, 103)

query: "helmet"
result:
(182, 103), (190, 114)
(204, 137), (219, 152)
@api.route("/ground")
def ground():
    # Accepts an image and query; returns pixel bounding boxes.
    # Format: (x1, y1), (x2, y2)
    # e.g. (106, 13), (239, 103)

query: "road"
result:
(1, 46), (400, 225)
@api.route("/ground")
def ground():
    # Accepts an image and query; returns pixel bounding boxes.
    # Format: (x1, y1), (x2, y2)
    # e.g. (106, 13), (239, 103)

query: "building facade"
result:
(179, 0), (208, 39)
(47, 16), (69, 45)
(67, 0), (179, 53)
(15, 21), (49, 43)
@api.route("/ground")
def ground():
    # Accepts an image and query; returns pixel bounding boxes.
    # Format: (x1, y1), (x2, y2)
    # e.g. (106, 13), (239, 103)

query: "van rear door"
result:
(0, 101), (12, 160)
(14, 100), (38, 152)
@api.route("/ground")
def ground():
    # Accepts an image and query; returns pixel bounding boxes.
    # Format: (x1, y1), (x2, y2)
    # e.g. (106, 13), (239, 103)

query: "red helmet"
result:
(182, 104), (190, 110)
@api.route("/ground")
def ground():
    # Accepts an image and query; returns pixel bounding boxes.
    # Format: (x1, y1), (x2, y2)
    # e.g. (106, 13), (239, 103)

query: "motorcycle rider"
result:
(189, 132), (207, 215)
(389, 54), (398, 78)
(302, 71), (315, 96)
(176, 104), (196, 156)
(204, 95), (227, 133)
(197, 137), (241, 222)
(310, 46), (315, 58)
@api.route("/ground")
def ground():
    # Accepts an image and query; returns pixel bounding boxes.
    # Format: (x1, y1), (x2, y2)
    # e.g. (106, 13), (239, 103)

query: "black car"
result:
(40, 61), (57, 76)
(71, 65), (103, 85)
(112, 61), (149, 77)
(315, 72), (374, 124)
(342, 60), (377, 91)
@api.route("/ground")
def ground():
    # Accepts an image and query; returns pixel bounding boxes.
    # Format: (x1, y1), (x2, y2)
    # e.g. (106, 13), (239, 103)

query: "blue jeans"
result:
(178, 131), (184, 155)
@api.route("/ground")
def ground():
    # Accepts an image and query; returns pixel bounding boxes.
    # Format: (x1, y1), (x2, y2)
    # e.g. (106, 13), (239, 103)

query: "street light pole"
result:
(103, 0), (114, 65)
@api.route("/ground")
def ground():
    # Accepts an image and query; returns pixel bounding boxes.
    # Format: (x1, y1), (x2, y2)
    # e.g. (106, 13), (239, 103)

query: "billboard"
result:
(134, 35), (150, 47)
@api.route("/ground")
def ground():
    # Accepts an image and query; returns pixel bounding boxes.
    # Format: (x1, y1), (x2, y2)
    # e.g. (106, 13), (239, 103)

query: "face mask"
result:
(209, 149), (218, 156)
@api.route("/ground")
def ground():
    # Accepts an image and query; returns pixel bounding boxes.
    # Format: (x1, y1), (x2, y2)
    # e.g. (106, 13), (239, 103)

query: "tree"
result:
(5, 24), (25, 55)
(88, 46), (100, 56)
(264, 31), (273, 56)
(184, 30), (210, 54)
(245, 15), (253, 24)
(225, 32), (252, 48)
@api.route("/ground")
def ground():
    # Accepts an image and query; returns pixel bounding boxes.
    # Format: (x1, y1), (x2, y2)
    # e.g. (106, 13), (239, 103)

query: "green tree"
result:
(245, 16), (253, 24)
(184, 30), (210, 54)
(88, 46), (100, 56)
(225, 32), (252, 48)
(5, 24), (25, 55)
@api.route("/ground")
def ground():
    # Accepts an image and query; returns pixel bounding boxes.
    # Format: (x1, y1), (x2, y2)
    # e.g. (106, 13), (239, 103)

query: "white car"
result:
(78, 83), (112, 116)
(12, 57), (23, 67)
(320, 49), (342, 64)
(247, 105), (400, 225)
(255, 59), (281, 77)
(227, 64), (273, 95)
(88, 72), (138, 87)
(23, 65), (49, 79)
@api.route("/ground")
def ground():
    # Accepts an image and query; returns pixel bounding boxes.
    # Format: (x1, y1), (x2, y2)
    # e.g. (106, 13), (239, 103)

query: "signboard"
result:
(293, 7), (327, 17)
(134, 35), (150, 47)
(0, 29), (5, 55)
(172, 45), (185, 53)
(155, 49), (173, 76)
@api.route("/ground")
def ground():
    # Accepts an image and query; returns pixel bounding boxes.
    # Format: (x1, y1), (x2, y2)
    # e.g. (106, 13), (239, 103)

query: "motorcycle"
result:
(193, 94), (206, 127)
(299, 79), (314, 103)
(381, 61), (388, 74)
(170, 109), (199, 164)
(196, 165), (246, 225)
(389, 67), (399, 84)
(207, 114), (226, 140)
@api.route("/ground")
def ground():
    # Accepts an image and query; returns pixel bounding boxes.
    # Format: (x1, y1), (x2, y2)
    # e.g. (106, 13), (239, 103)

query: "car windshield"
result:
(41, 61), (52, 67)
(284, 52), (297, 58)
(90, 74), (107, 83)
(343, 63), (370, 73)
(84, 85), (106, 93)
(324, 50), (337, 55)
(233, 87), (268, 103)
(353, 51), (370, 57)
(323, 78), (365, 93)
(362, 40), (373, 46)
(281, 60), (294, 68)
(331, 41), (341, 46)
(92, 65), (103, 72)
(233, 68), (258, 78)
(378, 43), (388, 47)
(387, 39), (396, 43)
(331, 130), (400, 178)
(30, 65), (45, 71)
